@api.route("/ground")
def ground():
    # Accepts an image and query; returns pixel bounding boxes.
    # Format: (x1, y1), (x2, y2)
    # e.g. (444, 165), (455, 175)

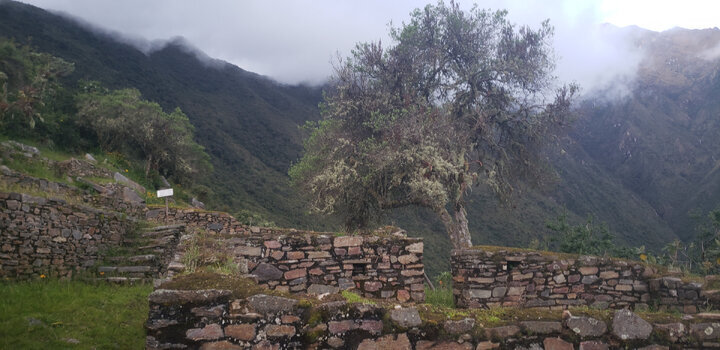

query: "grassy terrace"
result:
(0, 279), (152, 349)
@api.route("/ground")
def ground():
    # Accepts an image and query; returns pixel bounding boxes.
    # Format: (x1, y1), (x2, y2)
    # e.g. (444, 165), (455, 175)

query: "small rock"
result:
(27, 317), (44, 327)
(390, 307), (421, 328)
(247, 294), (298, 315)
(485, 325), (520, 339)
(444, 318), (475, 334)
(122, 186), (144, 204)
(612, 309), (652, 340)
(252, 263), (283, 282)
(113, 172), (145, 193)
(307, 284), (340, 295)
(186, 323), (224, 341)
(84, 153), (96, 163)
(191, 197), (205, 209)
(566, 316), (607, 337)
(521, 321), (562, 334)
(225, 323), (255, 341)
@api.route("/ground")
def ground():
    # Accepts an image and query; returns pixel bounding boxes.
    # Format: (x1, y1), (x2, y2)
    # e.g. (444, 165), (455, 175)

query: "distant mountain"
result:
(3, 1), (720, 276)
(575, 27), (720, 241)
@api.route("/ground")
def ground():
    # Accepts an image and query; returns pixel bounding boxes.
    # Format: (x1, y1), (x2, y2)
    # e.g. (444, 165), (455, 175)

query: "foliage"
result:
(0, 38), (74, 129)
(341, 290), (376, 305)
(425, 271), (454, 308)
(75, 85), (212, 184)
(0, 279), (151, 349)
(546, 213), (614, 256)
(644, 209), (720, 274)
(291, 1), (577, 248)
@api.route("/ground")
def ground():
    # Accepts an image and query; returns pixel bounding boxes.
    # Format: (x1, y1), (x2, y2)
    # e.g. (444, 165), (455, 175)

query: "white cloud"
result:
(17, 0), (720, 91)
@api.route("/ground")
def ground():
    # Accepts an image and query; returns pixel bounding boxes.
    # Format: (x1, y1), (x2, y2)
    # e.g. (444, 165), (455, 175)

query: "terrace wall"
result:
(452, 248), (710, 313)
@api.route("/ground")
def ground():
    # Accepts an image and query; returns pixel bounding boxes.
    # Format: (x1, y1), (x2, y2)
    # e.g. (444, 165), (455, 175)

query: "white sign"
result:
(157, 188), (174, 198)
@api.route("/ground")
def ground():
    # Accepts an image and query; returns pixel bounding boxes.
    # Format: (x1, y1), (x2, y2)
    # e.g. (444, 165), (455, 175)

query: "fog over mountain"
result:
(18, 0), (720, 93)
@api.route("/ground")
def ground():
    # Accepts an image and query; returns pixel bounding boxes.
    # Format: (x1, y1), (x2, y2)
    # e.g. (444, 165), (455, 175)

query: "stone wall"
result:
(452, 248), (710, 313)
(149, 207), (425, 302)
(1, 166), (146, 217)
(0, 192), (132, 279)
(146, 288), (719, 349)
(146, 207), (246, 235)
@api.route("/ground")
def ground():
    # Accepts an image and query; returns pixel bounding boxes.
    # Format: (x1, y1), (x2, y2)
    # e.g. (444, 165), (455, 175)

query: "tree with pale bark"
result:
(290, 2), (576, 249)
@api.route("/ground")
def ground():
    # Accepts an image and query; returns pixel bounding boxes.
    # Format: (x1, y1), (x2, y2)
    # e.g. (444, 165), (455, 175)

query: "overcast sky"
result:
(19, 0), (720, 92)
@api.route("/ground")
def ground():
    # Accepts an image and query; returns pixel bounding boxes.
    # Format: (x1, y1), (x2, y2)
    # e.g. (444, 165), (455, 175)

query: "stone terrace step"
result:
(99, 277), (152, 284)
(107, 254), (157, 264)
(142, 229), (180, 238)
(98, 265), (153, 274)
(143, 224), (185, 232)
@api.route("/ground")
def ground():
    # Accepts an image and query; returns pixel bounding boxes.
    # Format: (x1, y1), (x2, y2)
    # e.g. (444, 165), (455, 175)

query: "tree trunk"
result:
(437, 203), (472, 249)
(145, 153), (153, 179)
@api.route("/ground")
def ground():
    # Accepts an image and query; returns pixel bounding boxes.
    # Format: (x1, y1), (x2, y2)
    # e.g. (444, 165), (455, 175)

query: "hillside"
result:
(575, 27), (720, 241)
(4, 1), (720, 276)
(0, 0), (325, 229)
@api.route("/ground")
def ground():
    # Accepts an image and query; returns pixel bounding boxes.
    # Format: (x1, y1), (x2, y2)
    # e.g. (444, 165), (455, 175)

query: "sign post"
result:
(157, 188), (174, 222)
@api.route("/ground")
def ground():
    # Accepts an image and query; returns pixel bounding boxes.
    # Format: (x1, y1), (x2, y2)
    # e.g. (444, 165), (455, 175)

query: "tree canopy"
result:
(76, 86), (211, 184)
(0, 38), (74, 128)
(290, 2), (576, 249)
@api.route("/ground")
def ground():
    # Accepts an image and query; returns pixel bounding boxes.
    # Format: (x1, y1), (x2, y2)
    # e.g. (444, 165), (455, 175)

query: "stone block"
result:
(224, 324), (256, 341)
(492, 286), (507, 297)
(520, 321), (562, 334)
(390, 307), (421, 328)
(544, 337), (573, 350)
(265, 324), (295, 338)
(579, 267), (598, 275)
(334, 236), (363, 247)
(599, 271), (619, 279)
(612, 309), (652, 340)
(284, 268), (306, 280)
(186, 323), (223, 341)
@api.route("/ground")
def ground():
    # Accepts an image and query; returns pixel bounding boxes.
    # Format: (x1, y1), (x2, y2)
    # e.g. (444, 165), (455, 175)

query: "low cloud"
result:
(23, 0), (649, 94)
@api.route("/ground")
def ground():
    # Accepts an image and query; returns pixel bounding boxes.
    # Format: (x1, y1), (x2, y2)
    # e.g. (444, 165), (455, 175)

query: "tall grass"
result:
(0, 279), (152, 349)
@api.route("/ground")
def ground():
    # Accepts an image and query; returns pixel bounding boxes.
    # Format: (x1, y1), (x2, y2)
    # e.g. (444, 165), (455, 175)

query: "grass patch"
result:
(341, 290), (376, 304)
(425, 287), (454, 308)
(0, 278), (152, 350)
(1, 157), (67, 184)
(158, 271), (289, 299)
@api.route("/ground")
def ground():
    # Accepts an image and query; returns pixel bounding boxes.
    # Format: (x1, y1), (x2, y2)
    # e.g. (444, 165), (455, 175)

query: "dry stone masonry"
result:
(0, 191), (131, 279)
(452, 248), (712, 313)
(145, 287), (720, 349)
(153, 207), (426, 302)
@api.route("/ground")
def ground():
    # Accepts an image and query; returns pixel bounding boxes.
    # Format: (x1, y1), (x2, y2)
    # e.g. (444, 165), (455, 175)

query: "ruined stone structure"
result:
(0, 192), (131, 279)
(452, 248), (711, 313)
(145, 288), (720, 349)
(150, 207), (425, 302)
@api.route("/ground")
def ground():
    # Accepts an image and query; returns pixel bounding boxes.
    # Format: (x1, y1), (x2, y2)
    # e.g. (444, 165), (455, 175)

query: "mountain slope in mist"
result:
(0, 0), (325, 228)
(576, 26), (720, 241)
